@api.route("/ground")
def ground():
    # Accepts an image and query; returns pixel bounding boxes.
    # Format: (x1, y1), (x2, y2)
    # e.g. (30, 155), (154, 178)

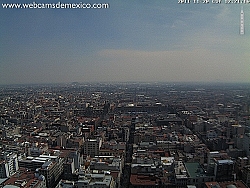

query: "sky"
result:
(0, 0), (249, 85)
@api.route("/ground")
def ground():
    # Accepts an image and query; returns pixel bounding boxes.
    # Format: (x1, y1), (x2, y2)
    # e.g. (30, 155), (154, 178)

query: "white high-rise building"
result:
(0, 152), (19, 178)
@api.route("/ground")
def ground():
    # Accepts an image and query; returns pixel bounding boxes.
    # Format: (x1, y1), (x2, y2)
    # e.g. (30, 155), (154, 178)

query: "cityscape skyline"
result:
(1, 1), (249, 85)
(0, 82), (250, 187)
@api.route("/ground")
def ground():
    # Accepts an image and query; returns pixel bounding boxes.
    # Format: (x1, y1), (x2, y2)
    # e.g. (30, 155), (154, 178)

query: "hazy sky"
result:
(1, 0), (249, 85)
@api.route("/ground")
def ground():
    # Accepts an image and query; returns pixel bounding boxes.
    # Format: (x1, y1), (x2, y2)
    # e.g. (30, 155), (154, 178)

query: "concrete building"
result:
(3, 167), (46, 188)
(214, 159), (234, 181)
(83, 138), (102, 157)
(19, 154), (64, 188)
(63, 157), (76, 181)
(0, 152), (19, 178)
(174, 161), (188, 187)
(207, 151), (229, 174)
(174, 161), (215, 188)
(243, 133), (250, 156)
(184, 162), (215, 188)
(206, 130), (218, 139)
(28, 143), (48, 157)
(39, 155), (64, 188)
(76, 173), (116, 188)
(242, 165), (250, 187)
(235, 157), (249, 179)
(88, 155), (123, 187)
(56, 180), (75, 188)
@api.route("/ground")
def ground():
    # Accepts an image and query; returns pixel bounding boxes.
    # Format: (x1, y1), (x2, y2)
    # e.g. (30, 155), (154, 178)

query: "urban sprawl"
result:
(0, 82), (250, 188)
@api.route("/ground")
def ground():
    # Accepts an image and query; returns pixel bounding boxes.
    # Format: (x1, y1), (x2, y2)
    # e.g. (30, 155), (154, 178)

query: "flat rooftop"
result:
(185, 162), (207, 178)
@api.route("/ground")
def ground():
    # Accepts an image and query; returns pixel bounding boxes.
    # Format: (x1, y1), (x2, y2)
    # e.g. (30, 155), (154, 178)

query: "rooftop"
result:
(185, 162), (206, 178)
(130, 174), (160, 186)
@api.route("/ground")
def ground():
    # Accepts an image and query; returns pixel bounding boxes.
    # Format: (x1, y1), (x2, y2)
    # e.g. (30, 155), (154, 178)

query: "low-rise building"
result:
(76, 173), (116, 188)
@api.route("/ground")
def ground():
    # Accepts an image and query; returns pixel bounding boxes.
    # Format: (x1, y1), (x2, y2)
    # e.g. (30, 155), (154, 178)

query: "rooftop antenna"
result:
(240, 6), (244, 35)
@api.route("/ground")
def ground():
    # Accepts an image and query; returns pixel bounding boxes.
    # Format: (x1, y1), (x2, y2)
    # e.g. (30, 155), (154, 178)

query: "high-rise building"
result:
(0, 152), (19, 178)
(214, 159), (234, 181)
(243, 133), (250, 156)
(83, 138), (102, 157)
(38, 155), (64, 188)
(242, 165), (250, 187)
(19, 153), (65, 188)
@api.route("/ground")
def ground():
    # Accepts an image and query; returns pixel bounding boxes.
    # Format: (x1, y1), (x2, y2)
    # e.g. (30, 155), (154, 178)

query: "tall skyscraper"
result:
(240, 7), (244, 35)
